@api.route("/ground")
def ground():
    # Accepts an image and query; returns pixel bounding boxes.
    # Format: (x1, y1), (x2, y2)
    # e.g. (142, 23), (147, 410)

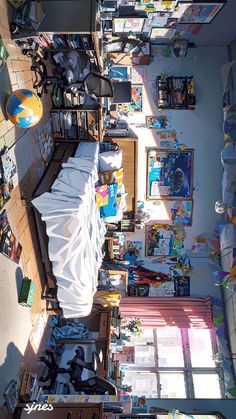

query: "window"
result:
(122, 327), (224, 398)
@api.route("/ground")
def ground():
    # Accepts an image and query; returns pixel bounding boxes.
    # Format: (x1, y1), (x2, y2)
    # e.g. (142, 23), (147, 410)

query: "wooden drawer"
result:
(82, 407), (101, 419)
(17, 403), (103, 419)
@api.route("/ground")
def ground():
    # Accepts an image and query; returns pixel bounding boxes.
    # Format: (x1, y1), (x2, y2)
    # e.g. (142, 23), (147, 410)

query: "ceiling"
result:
(187, 0), (236, 46)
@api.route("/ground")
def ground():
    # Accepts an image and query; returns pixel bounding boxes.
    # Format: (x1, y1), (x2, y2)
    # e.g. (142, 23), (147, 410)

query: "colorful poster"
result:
(109, 66), (129, 81)
(126, 240), (143, 259)
(146, 149), (194, 199)
(146, 115), (167, 129)
(130, 67), (146, 84)
(147, 199), (193, 226)
(145, 224), (186, 257)
(113, 346), (135, 364)
(128, 85), (143, 113)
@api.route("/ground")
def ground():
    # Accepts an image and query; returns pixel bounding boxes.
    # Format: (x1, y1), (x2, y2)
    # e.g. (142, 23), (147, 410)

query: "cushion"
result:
(98, 168), (124, 192)
(100, 183), (119, 218)
(98, 149), (123, 172)
(95, 185), (108, 208)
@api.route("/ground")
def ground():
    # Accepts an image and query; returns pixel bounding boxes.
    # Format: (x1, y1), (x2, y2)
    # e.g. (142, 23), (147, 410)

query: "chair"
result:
(31, 58), (62, 97)
(31, 56), (114, 100)
(39, 346), (117, 395)
(66, 72), (114, 99)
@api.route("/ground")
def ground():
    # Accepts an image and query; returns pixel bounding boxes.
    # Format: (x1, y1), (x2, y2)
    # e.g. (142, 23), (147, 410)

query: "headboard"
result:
(104, 136), (137, 213)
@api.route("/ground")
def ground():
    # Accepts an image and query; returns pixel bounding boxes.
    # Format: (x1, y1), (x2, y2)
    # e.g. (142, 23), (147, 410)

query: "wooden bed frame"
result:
(28, 137), (138, 309)
(30, 141), (78, 290)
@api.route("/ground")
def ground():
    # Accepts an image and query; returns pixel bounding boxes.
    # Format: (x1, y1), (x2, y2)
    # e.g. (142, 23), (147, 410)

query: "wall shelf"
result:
(157, 76), (196, 110)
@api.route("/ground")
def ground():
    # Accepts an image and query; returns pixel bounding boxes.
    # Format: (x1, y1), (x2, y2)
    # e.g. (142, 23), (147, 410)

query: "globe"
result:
(6, 89), (43, 128)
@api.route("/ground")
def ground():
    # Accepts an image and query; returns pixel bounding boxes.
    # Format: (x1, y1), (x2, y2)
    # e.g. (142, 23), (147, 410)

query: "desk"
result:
(56, 308), (112, 378)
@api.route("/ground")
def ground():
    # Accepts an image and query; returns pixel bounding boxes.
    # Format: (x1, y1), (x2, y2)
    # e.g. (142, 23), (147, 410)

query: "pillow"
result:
(98, 168), (124, 192)
(75, 141), (99, 164)
(98, 149), (123, 172)
(100, 183), (118, 218)
(95, 185), (108, 208)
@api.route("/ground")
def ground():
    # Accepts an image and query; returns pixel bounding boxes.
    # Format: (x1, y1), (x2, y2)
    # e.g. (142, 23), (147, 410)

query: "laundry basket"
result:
(18, 277), (36, 307)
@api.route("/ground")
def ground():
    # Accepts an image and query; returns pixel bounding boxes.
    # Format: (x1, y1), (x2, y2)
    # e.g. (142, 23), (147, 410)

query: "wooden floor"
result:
(0, 0), (55, 412)
(0, 0), (51, 322)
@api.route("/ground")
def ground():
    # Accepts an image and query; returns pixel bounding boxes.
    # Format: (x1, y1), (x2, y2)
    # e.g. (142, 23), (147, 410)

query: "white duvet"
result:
(32, 148), (106, 318)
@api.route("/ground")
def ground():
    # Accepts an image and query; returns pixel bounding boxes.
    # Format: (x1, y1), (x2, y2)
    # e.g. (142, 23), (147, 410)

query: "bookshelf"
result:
(51, 108), (101, 142)
(107, 212), (135, 233)
(103, 233), (127, 263)
(11, 0), (103, 72)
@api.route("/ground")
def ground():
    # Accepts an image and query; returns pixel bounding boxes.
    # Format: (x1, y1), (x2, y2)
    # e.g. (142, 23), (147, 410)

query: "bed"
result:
(31, 138), (135, 318)
(32, 142), (106, 318)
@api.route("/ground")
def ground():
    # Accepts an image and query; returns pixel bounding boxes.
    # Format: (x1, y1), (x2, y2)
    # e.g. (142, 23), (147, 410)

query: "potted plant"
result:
(122, 318), (143, 338)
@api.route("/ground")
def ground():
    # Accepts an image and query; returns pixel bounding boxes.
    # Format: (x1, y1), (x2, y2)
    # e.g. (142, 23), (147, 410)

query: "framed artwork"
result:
(151, 12), (169, 27)
(147, 199), (193, 226)
(128, 85), (143, 112)
(177, 1), (226, 24)
(146, 149), (194, 199)
(113, 346), (135, 364)
(135, 0), (177, 13)
(117, 86), (143, 115)
(109, 66), (129, 81)
(145, 224), (187, 257)
(174, 275), (190, 296)
(130, 67), (146, 84)
(150, 27), (176, 39)
(146, 115), (167, 129)
(113, 17), (145, 33)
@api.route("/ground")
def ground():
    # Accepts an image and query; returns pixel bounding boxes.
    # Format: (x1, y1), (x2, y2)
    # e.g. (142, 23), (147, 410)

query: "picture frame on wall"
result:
(146, 199), (193, 226)
(109, 66), (129, 81)
(177, 1), (226, 24)
(174, 275), (190, 296)
(150, 27), (176, 39)
(128, 85), (143, 112)
(135, 0), (177, 13)
(146, 149), (194, 199)
(130, 67), (146, 84)
(146, 115), (167, 129)
(117, 85), (143, 116)
(151, 12), (169, 27)
(145, 224), (187, 257)
(112, 17), (145, 34)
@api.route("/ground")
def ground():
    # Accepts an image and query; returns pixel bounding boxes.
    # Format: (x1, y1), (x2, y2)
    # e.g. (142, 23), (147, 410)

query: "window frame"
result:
(123, 327), (225, 398)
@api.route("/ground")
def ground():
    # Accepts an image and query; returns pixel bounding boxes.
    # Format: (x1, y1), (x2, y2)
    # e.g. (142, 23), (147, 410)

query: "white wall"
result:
(126, 45), (228, 298)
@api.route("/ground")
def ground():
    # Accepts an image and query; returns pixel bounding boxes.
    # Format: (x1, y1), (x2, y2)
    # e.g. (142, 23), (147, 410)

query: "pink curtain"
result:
(119, 297), (213, 329)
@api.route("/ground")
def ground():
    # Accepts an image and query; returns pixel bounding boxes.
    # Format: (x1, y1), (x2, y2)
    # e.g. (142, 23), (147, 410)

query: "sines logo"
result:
(24, 403), (54, 415)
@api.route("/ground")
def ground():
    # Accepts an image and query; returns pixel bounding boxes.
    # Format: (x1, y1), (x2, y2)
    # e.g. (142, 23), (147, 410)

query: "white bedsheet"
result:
(32, 152), (106, 318)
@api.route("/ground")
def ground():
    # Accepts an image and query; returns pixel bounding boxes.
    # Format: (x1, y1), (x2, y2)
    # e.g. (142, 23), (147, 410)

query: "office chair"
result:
(66, 72), (114, 99)
(31, 55), (114, 100)
(39, 346), (117, 395)
(31, 58), (62, 97)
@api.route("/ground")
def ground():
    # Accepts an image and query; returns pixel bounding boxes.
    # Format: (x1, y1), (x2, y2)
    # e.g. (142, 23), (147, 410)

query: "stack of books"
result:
(120, 213), (135, 232)
(32, 34), (92, 50)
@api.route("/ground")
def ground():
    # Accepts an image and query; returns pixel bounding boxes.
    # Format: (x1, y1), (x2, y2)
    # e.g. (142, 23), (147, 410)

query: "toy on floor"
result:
(6, 89), (43, 128)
